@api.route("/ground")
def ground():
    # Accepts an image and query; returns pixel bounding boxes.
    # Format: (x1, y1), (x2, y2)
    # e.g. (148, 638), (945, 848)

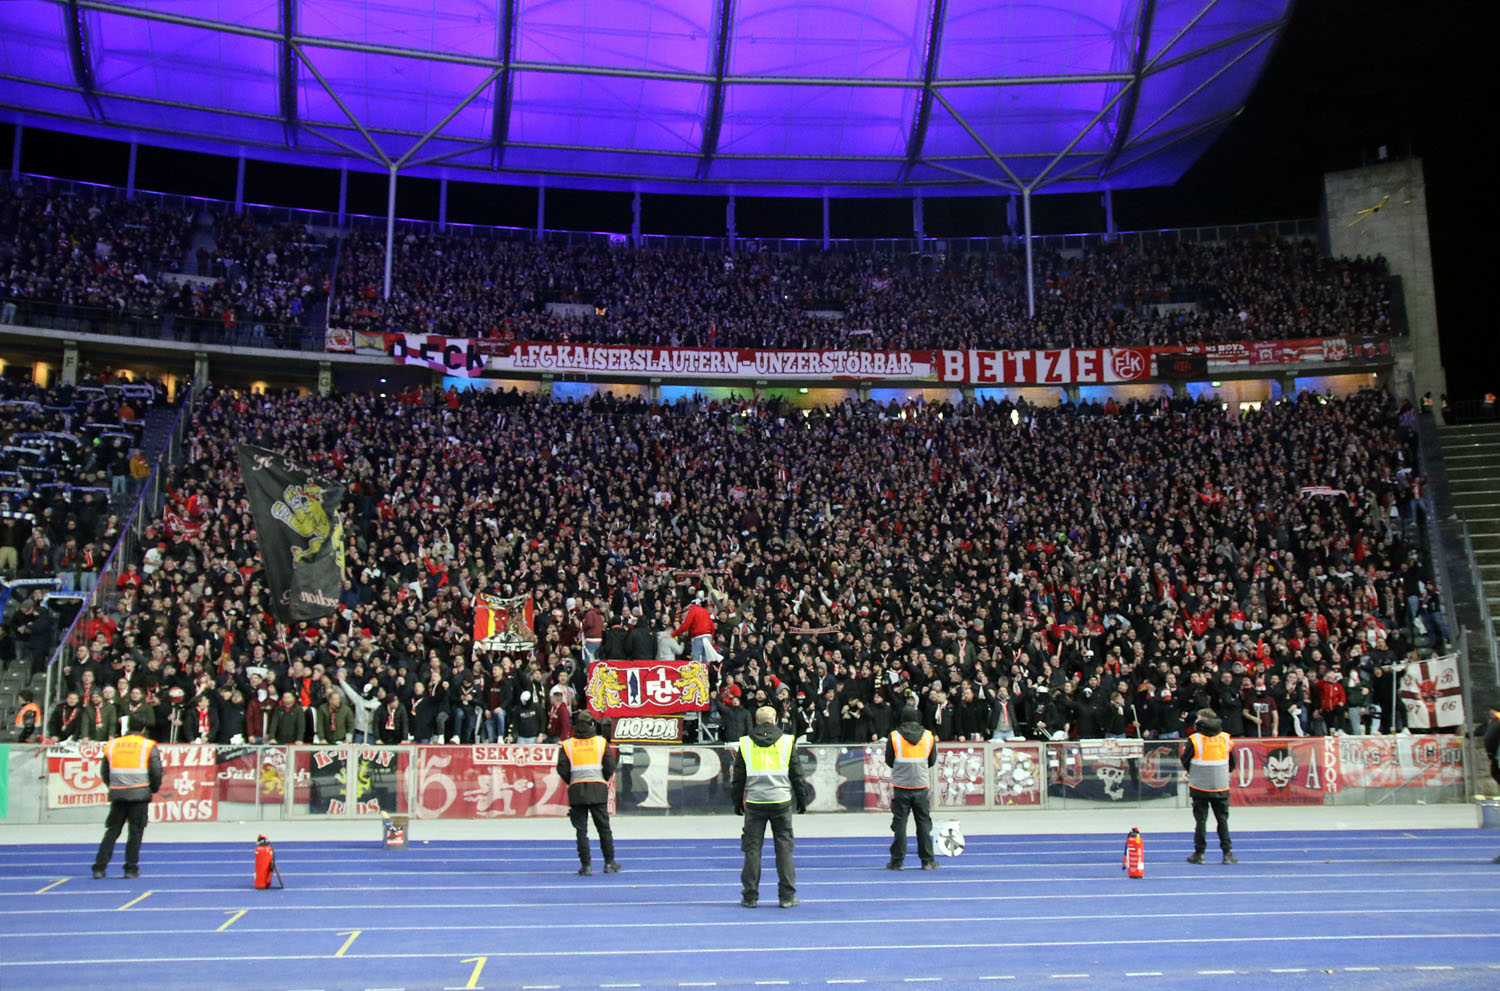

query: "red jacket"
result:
(674, 603), (714, 639)
(1315, 679), (1347, 713)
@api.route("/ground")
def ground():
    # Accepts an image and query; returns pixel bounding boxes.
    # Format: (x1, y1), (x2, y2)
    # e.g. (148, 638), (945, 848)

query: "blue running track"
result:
(1, 829), (1497, 991)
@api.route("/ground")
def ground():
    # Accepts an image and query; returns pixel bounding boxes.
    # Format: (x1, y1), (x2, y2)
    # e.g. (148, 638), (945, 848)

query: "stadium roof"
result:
(0, 0), (1292, 198)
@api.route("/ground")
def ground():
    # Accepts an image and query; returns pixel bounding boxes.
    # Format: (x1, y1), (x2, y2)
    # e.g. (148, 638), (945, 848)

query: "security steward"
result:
(731, 705), (808, 908)
(1181, 707), (1237, 864)
(556, 711), (620, 876)
(92, 712), (162, 878)
(886, 705), (939, 870)
(13, 688), (41, 742)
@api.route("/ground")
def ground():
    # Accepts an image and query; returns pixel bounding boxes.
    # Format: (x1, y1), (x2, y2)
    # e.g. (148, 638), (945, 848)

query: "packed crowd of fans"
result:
(0, 184), (332, 345)
(330, 229), (1393, 352)
(0, 183), (190, 327)
(0, 179), (1392, 354)
(37, 384), (1438, 747)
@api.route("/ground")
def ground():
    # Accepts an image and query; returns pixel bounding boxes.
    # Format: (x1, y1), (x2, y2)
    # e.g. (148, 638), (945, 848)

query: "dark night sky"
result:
(0, 0), (1468, 391)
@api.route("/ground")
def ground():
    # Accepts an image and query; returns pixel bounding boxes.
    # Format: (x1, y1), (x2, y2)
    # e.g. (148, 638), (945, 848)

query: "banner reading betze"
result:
(48, 742), (219, 821)
(586, 659), (712, 717)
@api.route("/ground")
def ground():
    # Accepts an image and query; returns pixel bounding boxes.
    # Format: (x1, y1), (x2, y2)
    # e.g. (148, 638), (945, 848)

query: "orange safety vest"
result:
(562, 735), (606, 785)
(890, 729), (935, 789)
(1188, 732), (1232, 792)
(105, 733), (156, 799)
(14, 702), (40, 728)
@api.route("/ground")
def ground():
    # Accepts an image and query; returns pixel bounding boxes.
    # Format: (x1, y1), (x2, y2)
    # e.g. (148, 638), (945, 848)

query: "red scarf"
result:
(197, 707), (211, 739)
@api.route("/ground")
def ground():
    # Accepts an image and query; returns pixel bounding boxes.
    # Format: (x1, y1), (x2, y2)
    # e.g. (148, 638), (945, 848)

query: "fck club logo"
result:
(1111, 350), (1145, 380)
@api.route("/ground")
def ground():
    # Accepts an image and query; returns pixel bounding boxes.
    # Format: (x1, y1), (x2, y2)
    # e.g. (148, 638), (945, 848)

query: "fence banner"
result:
(1336, 735), (1464, 789)
(1230, 738), (1338, 806)
(46, 742), (219, 821)
(412, 744), (609, 818)
(861, 743), (1044, 811)
(0, 744), (8, 818)
(301, 747), (408, 815)
(586, 659), (712, 718)
(1047, 740), (1179, 804)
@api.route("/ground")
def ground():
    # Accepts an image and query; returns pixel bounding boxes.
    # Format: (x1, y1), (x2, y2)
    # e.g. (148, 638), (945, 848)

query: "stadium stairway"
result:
(1434, 420), (1500, 742)
(182, 210), (216, 277)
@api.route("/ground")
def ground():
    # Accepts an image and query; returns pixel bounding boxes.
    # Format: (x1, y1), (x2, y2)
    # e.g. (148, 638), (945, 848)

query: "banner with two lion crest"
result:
(586, 659), (711, 718)
(236, 445), (346, 625)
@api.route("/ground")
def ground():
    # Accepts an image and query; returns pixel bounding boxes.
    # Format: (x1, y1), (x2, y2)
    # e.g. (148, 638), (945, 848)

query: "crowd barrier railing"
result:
(0, 735), (1466, 826)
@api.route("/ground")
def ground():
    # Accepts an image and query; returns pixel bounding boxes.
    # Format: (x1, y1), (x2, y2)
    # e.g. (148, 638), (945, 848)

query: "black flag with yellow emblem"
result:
(236, 444), (346, 624)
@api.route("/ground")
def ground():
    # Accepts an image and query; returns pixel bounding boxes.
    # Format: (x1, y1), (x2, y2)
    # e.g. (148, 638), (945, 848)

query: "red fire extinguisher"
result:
(1122, 827), (1145, 879)
(254, 835), (284, 889)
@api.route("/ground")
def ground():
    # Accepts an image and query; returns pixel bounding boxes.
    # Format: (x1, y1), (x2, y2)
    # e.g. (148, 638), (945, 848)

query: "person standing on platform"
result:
(731, 705), (807, 908)
(885, 705), (939, 870)
(556, 711), (620, 876)
(674, 592), (716, 664)
(91, 712), (161, 879)
(1181, 707), (1237, 864)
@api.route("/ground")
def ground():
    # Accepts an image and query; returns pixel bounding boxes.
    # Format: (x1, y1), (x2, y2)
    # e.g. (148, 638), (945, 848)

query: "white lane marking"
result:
(1197, 970), (1235, 975)
(1124, 974), (1162, 978)
(904, 980), (942, 984)
(10, 904), (1498, 933)
(827, 982), (866, 986)
(754, 983), (790, 987)
(1269, 969), (1307, 973)
(4, 933), (1498, 967)
(680, 984), (718, 988)
(1414, 966), (1455, 971)
(977, 978), (1015, 982)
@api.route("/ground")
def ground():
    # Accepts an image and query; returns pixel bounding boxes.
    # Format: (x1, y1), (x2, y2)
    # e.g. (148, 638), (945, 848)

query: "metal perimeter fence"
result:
(0, 735), (1466, 826)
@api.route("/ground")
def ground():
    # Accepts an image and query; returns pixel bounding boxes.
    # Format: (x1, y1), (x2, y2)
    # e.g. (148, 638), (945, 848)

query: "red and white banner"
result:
(324, 327), (353, 352)
(585, 659), (712, 718)
(329, 332), (1384, 385)
(1399, 654), (1464, 730)
(47, 742), (219, 821)
(412, 744), (614, 818)
(935, 348), (1151, 385)
(1229, 737), (1339, 806)
(1337, 735), (1464, 790)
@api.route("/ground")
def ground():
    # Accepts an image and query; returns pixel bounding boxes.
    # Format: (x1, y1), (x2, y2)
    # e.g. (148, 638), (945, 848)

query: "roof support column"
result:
(235, 153), (246, 214)
(1023, 187), (1034, 319)
(535, 184), (545, 240)
(726, 195), (736, 252)
(631, 192), (642, 248)
(383, 165), (397, 300)
(438, 177), (448, 232)
(126, 141), (137, 201)
(337, 167), (348, 227)
(822, 194), (830, 251)
(1102, 188), (1115, 242)
(10, 124), (21, 182)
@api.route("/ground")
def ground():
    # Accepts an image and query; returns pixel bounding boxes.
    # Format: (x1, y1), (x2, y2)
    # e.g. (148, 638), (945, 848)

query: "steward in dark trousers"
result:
(555, 711), (620, 876)
(1181, 708), (1236, 864)
(92, 712), (162, 878)
(885, 706), (939, 870)
(731, 705), (808, 909)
